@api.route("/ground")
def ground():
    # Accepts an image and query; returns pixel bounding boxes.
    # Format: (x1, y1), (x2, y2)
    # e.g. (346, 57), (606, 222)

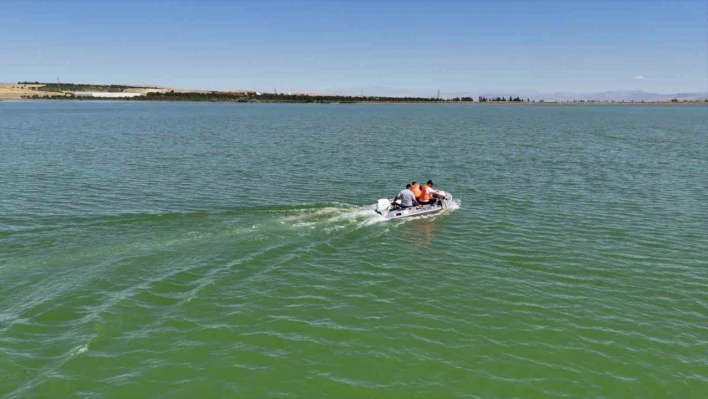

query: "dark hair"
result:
(412, 181), (417, 185)
(406, 183), (412, 189)
(427, 180), (434, 186)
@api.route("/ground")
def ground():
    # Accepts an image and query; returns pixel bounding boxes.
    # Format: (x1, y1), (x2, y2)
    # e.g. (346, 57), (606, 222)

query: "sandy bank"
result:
(0, 83), (65, 99)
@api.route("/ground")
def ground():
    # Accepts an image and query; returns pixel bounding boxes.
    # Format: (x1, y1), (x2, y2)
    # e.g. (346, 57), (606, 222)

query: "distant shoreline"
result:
(2, 82), (706, 104)
(4, 98), (706, 105)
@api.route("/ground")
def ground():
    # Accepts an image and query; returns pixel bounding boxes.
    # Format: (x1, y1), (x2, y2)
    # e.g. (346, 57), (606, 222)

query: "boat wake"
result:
(279, 204), (386, 231)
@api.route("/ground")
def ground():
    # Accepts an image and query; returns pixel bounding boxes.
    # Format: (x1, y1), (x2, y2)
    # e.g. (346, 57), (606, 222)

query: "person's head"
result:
(406, 183), (412, 189)
(426, 180), (434, 187)
(412, 181), (418, 187)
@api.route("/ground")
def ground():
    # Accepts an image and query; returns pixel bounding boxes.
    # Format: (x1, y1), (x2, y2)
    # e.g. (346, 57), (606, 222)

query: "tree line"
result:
(36, 83), (157, 93)
(477, 96), (528, 102)
(74, 91), (448, 103)
(24, 91), (538, 103)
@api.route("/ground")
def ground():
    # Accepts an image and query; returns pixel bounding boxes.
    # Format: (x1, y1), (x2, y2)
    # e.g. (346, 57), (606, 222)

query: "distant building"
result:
(71, 92), (144, 98)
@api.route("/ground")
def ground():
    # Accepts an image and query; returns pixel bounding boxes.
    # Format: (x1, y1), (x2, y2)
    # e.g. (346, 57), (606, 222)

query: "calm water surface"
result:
(1, 102), (706, 398)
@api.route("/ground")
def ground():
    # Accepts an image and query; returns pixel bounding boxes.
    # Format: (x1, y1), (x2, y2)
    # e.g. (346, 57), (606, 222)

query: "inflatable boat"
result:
(371, 191), (453, 221)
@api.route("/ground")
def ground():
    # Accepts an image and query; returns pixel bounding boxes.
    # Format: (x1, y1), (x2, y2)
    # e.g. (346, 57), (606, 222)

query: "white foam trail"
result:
(67, 342), (90, 360)
(280, 207), (345, 222)
(292, 222), (316, 228)
(280, 205), (385, 229)
(74, 344), (89, 356)
(328, 207), (386, 226)
(447, 198), (462, 211)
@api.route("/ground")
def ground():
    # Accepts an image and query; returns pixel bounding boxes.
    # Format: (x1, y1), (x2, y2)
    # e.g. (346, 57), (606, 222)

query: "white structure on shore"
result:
(71, 92), (144, 98)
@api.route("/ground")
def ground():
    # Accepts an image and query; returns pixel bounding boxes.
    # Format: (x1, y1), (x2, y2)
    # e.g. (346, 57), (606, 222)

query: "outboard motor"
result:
(374, 198), (391, 215)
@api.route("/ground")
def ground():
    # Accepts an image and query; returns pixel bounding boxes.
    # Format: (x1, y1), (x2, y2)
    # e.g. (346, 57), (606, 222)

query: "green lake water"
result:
(1, 102), (706, 398)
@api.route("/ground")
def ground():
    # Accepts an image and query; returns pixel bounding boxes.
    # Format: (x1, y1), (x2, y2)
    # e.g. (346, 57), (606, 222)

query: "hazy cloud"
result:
(635, 75), (645, 80)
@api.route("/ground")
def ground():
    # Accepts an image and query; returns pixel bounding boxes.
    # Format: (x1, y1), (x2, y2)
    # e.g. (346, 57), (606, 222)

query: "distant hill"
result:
(441, 90), (708, 102)
(329, 87), (708, 101)
(536, 90), (707, 102)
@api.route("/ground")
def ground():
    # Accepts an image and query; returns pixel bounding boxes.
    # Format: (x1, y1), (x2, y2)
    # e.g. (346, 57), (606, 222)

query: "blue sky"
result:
(1, 0), (705, 94)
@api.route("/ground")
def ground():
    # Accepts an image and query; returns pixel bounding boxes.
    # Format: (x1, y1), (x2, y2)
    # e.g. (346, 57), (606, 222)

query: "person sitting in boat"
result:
(418, 182), (434, 205)
(394, 183), (420, 209)
(420, 180), (444, 205)
(411, 181), (422, 199)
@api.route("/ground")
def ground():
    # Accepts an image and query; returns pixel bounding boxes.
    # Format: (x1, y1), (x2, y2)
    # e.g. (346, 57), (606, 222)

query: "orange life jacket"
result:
(411, 184), (421, 198)
(419, 186), (431, 201)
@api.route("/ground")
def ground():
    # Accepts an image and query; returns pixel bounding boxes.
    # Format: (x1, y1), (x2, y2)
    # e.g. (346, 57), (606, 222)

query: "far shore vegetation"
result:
(15, 82), (708, 104)
(16, 81), (158, 92)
